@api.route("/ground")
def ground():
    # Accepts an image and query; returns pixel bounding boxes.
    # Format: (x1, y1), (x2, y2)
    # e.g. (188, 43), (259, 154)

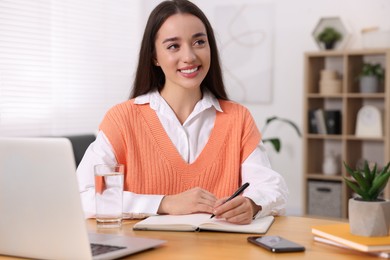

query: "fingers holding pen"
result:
(213, 196), (254, 224)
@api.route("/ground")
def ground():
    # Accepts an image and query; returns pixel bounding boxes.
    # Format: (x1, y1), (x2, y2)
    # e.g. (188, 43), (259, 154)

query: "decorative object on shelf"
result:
(362, 27), (390, 49)
(324, 110), (341, 135)
(355, 105), (382, 137)
(308, 109), (341, 135)
(319, 70), (341, 94)
(322, 151), (339, 176)
(312, 17), (349, 50)
(358, 63), (385, 93)
(343, 160), (390, 237)
(317, 27), (342, 50)
(261, 116), (301, 153)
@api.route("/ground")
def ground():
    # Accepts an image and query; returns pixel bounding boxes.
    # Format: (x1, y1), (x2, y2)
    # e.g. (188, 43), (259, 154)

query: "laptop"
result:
(0, 137), (165, 260)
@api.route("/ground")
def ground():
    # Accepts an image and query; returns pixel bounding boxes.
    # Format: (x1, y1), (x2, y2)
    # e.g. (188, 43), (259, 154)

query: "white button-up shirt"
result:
(76, 91), (288, 219)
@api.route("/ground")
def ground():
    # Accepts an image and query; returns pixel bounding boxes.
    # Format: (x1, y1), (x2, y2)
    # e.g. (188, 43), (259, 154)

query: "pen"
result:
(210, 182), (250, 219)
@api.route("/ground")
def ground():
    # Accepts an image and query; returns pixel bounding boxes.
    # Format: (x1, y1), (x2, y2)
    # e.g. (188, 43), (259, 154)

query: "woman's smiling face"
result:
(154, 13), (211, 92)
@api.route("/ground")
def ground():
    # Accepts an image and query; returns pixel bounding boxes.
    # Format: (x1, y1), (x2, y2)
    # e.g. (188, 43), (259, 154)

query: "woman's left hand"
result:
(212, 196), (261, 225)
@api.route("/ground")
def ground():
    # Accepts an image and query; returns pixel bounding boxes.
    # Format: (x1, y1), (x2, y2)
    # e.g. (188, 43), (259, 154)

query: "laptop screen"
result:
(0, 137), (165, 260)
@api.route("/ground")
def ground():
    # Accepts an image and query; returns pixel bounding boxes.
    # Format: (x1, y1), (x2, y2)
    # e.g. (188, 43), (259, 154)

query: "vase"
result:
(322, 153), (339, 176)
(348, 198), (390, 237)
(359, 76), (379, 93)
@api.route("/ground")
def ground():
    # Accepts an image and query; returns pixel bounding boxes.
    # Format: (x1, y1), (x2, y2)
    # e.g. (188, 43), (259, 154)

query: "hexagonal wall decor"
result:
(312, 17), (349, 50)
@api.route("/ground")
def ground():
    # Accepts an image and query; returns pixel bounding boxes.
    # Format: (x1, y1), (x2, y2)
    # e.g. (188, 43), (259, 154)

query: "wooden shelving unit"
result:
(303, 49), (390, 219)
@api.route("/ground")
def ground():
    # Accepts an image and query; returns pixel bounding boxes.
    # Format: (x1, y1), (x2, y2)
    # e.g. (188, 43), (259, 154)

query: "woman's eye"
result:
(194, 39), (206, 46)
(167, 44), (179, 50)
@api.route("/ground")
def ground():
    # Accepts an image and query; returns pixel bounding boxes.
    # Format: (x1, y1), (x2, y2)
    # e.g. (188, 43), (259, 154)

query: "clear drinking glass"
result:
(94, 164), (124, 228)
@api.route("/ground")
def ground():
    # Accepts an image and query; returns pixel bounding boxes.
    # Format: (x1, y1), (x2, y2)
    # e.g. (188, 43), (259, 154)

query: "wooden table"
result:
(83, 216), (377, 260)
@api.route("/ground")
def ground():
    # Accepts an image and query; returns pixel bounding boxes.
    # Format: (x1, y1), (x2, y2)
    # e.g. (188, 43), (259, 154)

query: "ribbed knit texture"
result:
(99, 99), (261, 198)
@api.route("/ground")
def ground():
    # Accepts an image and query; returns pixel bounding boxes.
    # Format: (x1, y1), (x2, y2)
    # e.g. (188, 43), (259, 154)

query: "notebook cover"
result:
(312, 223), (390, 252)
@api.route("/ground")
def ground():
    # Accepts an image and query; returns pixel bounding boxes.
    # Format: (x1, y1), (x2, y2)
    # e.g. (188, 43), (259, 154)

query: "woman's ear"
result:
(153, 59), (160, 66)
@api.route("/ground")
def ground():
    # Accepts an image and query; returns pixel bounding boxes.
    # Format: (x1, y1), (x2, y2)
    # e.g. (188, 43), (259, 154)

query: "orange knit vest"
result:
(99, 99), (261, 198)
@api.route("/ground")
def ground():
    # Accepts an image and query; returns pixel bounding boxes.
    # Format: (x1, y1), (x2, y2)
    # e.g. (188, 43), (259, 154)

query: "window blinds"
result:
(0, 0), (139, 136)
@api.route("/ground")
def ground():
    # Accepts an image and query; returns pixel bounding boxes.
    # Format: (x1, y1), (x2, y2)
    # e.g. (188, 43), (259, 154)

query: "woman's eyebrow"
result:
(162, 32), (207, 44)
(193, 32), (207, 38)
(162, 37), (179, 44)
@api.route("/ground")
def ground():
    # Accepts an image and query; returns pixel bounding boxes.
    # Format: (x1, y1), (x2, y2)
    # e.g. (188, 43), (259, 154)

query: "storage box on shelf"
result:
(303, 49), (390, 218)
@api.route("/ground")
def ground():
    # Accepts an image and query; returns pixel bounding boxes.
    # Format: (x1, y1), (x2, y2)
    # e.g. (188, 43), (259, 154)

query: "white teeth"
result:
(180, 67), (198, 74)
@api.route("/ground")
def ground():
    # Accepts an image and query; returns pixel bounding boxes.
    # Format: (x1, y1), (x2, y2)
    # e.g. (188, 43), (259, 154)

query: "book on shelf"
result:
(308, 109), (318, 134)
(314, 236), (390, 258)
(324, 110), (341, 134)
(311, 223), (390, 252)
(314, 109), (327, 134)
(309, 109), (342, 135)
(133, 213), (274, 234)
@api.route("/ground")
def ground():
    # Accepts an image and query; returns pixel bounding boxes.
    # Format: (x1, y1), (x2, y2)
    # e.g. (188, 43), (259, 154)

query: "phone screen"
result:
(248, 236), (305, 253)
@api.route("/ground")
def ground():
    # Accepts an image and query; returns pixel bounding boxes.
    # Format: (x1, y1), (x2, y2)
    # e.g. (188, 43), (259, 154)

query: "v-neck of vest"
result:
(136, 101), (230, 172)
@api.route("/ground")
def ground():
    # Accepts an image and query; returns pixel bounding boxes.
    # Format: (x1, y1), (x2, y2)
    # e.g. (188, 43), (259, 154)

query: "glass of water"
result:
(94, 164), (124, 228)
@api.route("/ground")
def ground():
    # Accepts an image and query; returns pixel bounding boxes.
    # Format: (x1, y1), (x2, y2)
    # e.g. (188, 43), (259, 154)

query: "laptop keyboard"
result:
(90, 243), (126, 256)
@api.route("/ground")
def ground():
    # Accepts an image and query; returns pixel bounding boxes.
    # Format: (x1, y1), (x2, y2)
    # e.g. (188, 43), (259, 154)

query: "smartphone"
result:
(247, 236), (305, 253)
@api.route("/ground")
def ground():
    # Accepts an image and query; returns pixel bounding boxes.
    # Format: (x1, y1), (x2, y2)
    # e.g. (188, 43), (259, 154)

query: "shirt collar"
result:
(134, 90), (223, 113)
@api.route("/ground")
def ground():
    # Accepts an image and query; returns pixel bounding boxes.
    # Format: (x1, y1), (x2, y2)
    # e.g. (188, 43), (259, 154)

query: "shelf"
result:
(303, 48), (390, 219)
(306, 134), (384, 141)
(305, 48), (390, 56)
(307, 93), (385, 98)
(307, 94), (343, 98)
(307, 134), (343, 140)
(346, 93), (385, 98)
(307, 174), (343, 181)
(345, 135), (385, 141)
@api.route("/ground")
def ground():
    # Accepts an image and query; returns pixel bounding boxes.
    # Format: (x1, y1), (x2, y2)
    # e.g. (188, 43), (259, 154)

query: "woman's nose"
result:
(182, 45), (196, 63)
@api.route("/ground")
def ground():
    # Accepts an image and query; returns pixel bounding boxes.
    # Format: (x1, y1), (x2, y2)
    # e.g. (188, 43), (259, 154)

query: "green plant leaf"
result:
(317, 27), (342, 44)
(350, 170), (370, 192)
(261, 116), (301, 153)
(265, 116), (278, 125)
(370, 163), (377, 185)
(343, 161), (355, 176)
(278, 118), (302, 137)
(344, 160), (390, 201)
(368, 171), (390, 199)
(262, 116), (301, 137)
(344, 177), (370, 200)
(378, 162), (390, 177)
(363, 160), (375, 186)
(360, 63), (385, 80)
(263, 138), (281, 153)
(369, 181), (388, 201)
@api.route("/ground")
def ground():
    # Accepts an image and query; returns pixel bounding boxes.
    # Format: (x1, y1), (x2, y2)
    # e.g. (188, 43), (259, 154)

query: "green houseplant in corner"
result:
(261, 116), (301, 153)
(343, 160), (390, 236)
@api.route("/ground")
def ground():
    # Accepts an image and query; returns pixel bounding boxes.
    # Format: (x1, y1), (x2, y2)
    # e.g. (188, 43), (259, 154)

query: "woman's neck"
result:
(160, 86), (202, 125)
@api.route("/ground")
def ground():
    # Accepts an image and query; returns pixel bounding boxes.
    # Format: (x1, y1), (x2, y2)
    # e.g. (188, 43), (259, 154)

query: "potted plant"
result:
(317, 27), (342, 50)
(261, 116), (301, 153)
(343, 160), (390, 236)
(358, 63), (385, 93)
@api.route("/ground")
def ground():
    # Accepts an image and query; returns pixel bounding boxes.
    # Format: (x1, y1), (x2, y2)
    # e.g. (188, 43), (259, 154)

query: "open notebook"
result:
(0, 137), (165, 260)
(133, 213), (274, 234)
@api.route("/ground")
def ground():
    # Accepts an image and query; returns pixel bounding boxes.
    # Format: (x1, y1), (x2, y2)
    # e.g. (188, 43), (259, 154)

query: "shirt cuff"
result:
(122, 192), (164, 219)
(245, 194), (285, 219)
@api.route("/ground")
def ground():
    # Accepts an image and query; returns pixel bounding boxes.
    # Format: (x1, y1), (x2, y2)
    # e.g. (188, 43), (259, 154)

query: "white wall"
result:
(140, 0), (390, 215)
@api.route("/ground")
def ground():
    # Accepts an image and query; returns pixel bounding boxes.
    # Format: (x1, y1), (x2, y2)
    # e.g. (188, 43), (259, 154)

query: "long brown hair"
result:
(130, 0), (228, 100)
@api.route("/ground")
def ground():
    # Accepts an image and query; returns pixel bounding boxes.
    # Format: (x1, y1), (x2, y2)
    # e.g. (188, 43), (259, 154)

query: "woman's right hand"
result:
(157, 187), (217, 215)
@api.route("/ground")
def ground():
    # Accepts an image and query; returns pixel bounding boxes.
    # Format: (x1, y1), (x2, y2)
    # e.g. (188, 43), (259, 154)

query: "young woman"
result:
(77, 0), (288, 225)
